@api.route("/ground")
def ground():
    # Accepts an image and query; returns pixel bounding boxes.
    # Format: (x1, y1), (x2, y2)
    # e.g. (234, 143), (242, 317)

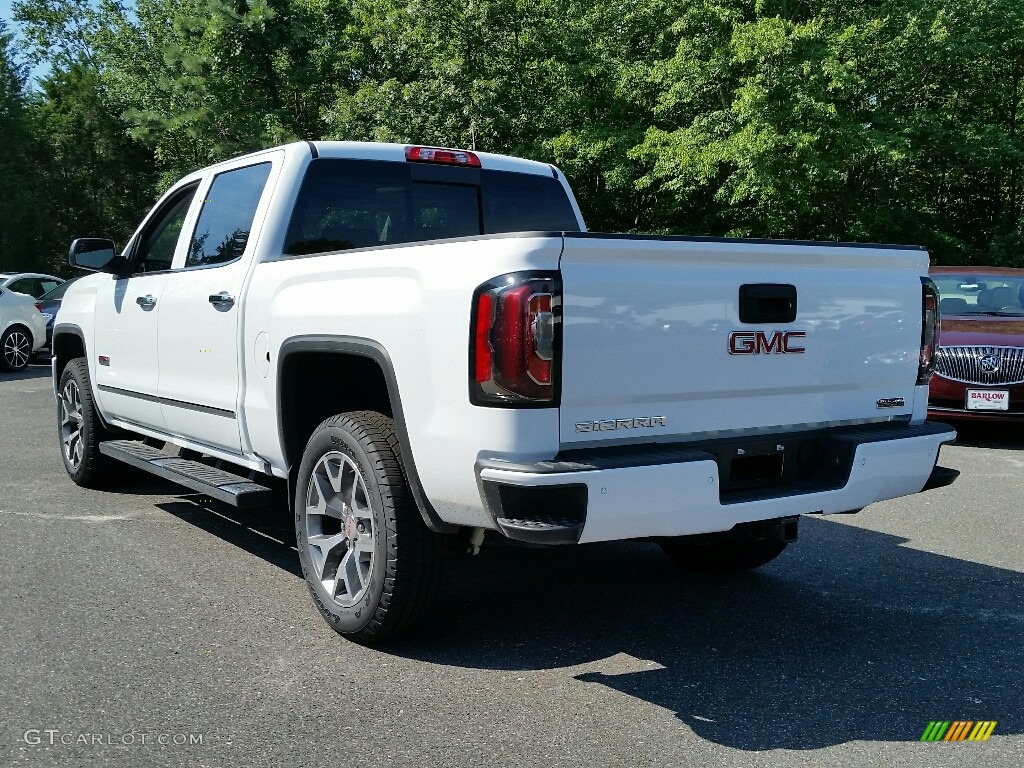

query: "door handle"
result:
(136, 294), (157, 308)
(208, 291), (235, 307)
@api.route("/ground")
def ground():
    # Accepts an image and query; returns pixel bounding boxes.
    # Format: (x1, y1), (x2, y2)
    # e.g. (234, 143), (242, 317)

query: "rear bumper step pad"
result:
(99, 440), (272, 508)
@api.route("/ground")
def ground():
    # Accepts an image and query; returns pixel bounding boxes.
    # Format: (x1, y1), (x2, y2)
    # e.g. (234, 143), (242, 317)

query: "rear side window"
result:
(187, 162), (273, 267)
(7, 278), (40, 296)
(284, 159), (579, 256)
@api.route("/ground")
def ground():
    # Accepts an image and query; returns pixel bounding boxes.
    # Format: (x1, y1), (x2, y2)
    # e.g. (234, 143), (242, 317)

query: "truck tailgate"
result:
(558, 234), (928, 446)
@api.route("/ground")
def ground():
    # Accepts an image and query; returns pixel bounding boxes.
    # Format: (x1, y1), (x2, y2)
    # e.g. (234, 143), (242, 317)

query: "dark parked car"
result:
(928, 266), (1024, 422)
(34, 278), (77, 356)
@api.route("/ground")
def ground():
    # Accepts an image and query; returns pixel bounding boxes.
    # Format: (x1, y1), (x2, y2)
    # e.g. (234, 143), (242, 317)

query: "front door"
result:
(93, 183), (200, 430)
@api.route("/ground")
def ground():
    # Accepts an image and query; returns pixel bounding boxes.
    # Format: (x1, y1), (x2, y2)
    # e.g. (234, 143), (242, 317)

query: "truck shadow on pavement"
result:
(939, 420), (1024, 450)
(412, 516), (1023, 751)
(156, 497), (1023, 751)
(158, 492), (301, 576)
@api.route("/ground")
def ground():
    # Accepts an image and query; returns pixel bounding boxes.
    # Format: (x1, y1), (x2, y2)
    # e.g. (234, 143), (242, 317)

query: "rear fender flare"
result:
(276, 335), (457, 534)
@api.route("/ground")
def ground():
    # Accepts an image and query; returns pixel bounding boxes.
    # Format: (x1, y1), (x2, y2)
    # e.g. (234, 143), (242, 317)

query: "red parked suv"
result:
(929, 266), (1024, 422)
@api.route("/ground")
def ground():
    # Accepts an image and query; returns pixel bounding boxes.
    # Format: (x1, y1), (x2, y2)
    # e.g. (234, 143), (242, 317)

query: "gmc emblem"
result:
(729, 330), (806, 355)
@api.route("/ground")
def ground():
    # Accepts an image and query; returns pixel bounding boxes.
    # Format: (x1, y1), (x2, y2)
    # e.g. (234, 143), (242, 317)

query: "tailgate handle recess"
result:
(739, 284), (797, 324)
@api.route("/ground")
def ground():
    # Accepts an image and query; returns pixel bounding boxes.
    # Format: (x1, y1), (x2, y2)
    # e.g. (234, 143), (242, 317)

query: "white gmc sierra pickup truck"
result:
(54, 141), (958, 642)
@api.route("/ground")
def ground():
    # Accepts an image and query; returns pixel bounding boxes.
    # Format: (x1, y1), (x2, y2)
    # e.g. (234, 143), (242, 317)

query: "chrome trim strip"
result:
(935, 345), (1024, 386)
(97, 384), (236, 419)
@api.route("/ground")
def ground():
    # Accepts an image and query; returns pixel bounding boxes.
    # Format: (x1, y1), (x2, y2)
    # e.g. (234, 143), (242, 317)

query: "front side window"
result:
(133, 184), (199, 274)
(187, 163), (272, 268)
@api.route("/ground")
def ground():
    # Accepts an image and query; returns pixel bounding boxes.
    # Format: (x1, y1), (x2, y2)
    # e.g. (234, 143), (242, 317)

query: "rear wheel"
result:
(295, 411), (447, 643)
(1, 325), (32, 371)
(660, 538), (788, 573)
(57, 358), (115, 487)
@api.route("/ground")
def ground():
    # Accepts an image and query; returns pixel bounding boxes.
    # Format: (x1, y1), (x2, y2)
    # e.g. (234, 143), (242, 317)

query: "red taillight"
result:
(474, 292), (494, 382)
(34, 303), (43, 312)
(918, 277), (940, 384)
(405, 145), (481, 168)
(471, 274), (560, 406)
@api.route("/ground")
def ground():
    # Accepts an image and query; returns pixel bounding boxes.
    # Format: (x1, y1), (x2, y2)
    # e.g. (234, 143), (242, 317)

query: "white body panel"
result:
(55, 140), (950, 539)
(155, 261), (246, 449)
(242, 235), (564, 526)
(92, 273), (169, 428)
(558, 236), (927, 447)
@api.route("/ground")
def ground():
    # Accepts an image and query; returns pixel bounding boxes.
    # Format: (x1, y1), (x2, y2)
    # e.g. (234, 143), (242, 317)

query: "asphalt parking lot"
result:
(2, 363), (1023, 767)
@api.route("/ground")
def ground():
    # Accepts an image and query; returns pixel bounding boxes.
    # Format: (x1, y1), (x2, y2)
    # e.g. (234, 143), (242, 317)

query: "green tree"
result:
(8, 0), (1024, 266)
(93, 0), (353, 181)
(32, 61), (158, 256)
(630, 0), (1024, 261)
(0, 20), (45, 272)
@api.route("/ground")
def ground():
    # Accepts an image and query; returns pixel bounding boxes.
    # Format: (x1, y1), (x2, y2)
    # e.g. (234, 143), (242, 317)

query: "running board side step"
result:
(99, 440), (272, 508)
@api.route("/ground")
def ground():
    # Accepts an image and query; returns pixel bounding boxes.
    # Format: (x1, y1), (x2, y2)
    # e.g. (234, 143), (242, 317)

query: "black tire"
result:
(660, 538), (788, 573)
(1, 324), (33, 371)
(295, 410), (446, 643)
(57, 358), (115, 487)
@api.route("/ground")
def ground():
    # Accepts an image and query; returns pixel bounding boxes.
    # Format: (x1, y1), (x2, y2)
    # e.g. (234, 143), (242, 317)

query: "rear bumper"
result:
(928, 374), (1024, 421)
(477, 421), (957, 544)
(928, 405), (1024, 423)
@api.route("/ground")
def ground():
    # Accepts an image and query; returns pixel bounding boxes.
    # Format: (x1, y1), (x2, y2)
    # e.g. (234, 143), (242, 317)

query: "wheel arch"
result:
(52, 323), (87, 382)
(51, 324), (114, 431)
(277, 335), (456, 533)
(2, 321), (33, 342)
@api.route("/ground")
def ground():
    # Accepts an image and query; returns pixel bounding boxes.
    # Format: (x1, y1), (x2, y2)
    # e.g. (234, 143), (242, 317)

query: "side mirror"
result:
(69, 238), (125, 274)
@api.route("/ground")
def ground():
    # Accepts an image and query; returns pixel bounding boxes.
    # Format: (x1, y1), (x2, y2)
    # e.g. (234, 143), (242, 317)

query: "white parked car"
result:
(0, 272), (65, 299)
(0, 286), (47, 371)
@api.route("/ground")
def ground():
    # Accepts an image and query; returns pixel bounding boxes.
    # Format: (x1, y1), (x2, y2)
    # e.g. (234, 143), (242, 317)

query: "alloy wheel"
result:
(59, 379), (84, 469)
(304, 451), (376, 607)
(3, 330), (30, 369)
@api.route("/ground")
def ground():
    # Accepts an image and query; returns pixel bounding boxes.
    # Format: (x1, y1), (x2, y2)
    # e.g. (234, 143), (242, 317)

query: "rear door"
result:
(558, 235), (928, 446)
(156, 155), (278, 453)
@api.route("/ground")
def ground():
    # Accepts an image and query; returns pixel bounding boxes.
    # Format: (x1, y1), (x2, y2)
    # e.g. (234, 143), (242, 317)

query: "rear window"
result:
(284, 159), (579, 256)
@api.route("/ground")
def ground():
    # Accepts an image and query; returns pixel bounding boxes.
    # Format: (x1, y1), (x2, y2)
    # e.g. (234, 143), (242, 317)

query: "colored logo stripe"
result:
(920, 721), (996, 742)
(921, 721), (950, 741)
(945, 721), (972, 741)
(969, 721), (997, 741)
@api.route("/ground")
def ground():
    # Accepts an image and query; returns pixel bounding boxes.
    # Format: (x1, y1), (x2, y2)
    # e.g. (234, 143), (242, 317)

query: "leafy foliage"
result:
(1, 0), (1021, 268)
(0, 19), (56, 272)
